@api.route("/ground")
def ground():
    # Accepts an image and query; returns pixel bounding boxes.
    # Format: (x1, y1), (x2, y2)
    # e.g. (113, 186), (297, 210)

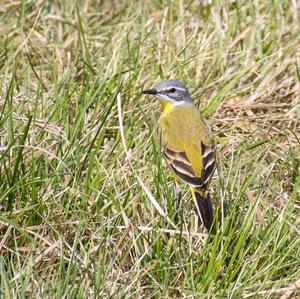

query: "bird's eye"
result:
(169, 88), (176, 93)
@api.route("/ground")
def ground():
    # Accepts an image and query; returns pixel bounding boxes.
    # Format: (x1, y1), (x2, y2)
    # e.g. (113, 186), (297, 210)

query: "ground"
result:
(0, 1), (299, 298)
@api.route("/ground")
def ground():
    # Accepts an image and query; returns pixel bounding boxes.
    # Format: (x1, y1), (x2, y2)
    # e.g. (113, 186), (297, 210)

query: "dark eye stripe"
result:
(160, 88), (177, 94)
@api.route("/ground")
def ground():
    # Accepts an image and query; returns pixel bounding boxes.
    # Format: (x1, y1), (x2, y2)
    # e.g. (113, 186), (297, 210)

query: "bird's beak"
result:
(142, 89), (157, 95)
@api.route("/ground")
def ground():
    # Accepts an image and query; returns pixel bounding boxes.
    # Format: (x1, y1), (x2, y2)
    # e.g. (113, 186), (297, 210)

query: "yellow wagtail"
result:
(143, 80), (215, 232)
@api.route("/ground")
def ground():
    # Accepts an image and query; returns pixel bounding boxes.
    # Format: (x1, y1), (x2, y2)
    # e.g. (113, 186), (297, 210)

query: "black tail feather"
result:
(194, 191), (214, 232)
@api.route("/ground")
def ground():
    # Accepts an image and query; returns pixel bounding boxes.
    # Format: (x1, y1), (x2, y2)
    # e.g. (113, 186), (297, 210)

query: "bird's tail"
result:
(193, 189), (214, 232)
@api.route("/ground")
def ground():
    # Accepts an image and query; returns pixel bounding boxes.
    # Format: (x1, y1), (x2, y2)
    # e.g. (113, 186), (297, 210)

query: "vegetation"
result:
(0, 0), (299, 298)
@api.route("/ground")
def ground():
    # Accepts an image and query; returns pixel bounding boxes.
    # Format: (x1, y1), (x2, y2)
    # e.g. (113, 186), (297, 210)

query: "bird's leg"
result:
(173, 180), (184, 225)
(174, 180), (182, 211)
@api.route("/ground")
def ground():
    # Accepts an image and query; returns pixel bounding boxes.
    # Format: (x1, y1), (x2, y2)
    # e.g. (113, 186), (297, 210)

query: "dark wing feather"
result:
(163, 143), (215, 190)
(200, 143), (215, 186)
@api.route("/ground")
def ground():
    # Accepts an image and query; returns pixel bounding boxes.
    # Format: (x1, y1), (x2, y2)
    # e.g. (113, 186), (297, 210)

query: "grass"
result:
(0, 0), (299, 298)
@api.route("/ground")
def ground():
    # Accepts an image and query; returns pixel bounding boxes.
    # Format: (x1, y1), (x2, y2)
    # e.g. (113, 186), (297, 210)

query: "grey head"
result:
(142, 79), (194, 106)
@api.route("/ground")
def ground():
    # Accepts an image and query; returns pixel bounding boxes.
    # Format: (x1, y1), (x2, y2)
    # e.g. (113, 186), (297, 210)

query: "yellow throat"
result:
(159, 100), (175, 115)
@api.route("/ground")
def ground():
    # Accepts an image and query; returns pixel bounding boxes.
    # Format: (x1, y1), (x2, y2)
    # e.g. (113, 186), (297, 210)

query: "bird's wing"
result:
(163, 146), (205, 189)
(199, 142), (215, 187)
(163, 143), (215, 190)
(161, 107), (215, 189)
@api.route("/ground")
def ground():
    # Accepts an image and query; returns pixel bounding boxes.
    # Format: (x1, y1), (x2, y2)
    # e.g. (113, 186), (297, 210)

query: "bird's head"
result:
(142, 79), (194, 110)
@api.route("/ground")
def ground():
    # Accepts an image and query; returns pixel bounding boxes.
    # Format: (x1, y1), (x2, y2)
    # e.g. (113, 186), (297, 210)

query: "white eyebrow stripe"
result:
(168, 86), (186, 91)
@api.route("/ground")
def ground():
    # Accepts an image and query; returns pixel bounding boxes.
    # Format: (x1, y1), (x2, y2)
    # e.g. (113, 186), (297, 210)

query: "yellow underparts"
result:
(158, 99), (208, 177)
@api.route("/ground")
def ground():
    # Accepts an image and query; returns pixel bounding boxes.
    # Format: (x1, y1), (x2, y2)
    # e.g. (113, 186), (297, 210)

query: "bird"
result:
(142, 79), (216, 232)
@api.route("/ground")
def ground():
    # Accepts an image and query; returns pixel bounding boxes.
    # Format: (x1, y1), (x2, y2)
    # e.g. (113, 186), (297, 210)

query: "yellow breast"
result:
(158, 103), (211, 177)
